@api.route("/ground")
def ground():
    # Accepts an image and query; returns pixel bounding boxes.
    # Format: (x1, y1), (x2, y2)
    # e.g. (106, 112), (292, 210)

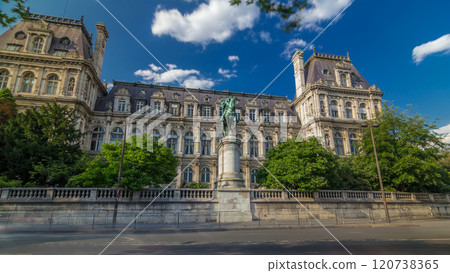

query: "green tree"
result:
(0, 87), (17, 123)
(256, 137), (341, 192)
(354, 103), (449, 193)
(230, 0), (308, 31)
(67, 136), (178, 191)
(0, 0), (28, 27)
(0, 102), (82, 186)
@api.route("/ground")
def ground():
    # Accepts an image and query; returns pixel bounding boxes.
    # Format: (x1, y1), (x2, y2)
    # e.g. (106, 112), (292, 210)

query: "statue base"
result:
(215, 135), (245, 189)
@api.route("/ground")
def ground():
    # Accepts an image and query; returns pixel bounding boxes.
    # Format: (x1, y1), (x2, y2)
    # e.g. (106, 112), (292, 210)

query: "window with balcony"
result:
(183, 167), (193, 183)
(201, 167), (211, 183)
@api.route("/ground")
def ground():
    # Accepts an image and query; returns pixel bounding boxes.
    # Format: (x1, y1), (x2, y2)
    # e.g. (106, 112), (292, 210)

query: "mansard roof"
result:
(94, 81), (295, 115)
(304, 51), (370, 89)
(0, 13), (93, 60)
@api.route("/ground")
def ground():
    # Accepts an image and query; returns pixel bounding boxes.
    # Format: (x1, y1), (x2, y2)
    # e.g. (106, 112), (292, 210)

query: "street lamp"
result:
(112, 119), (127, 228)
(361, 122), (391, 223)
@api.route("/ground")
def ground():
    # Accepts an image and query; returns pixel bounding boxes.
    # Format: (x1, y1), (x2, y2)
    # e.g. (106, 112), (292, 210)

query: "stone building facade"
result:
(0, 13), (383, 189)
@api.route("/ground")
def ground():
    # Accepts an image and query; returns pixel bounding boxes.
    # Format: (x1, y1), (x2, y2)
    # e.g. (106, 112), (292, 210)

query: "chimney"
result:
(292, 50), (306, 98)
(93, 22), (109, 77)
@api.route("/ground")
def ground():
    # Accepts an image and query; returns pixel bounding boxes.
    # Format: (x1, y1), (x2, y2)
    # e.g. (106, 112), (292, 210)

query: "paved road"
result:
(0, 219), (449, 255)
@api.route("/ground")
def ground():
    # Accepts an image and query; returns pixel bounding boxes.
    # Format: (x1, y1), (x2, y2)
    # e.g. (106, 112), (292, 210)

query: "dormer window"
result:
(236, 109), (241, 121)
(172, 93), (179, 99)
(154, 101), (162, 113)
(60, 37), (71, 45)
(278, 111), (285, 123)
(170, 103), (179, 115)
(136, 101), (144, 112)
(15, 31), (26, 40)
(263, 110), (270, 122)
(340, 73), (347, 87)
(118, 99), (127, 112)
(31, 37), (44, 53)
(203, 106), (211, 117)
(322, 69), (330, 75)
(204, 95), (210, 103)
(187, 104), (194, 117)
(249, 109), (256, 121)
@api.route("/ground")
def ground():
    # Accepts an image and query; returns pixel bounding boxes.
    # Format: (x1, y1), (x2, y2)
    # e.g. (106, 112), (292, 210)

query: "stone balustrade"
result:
(0, 187), (449, 203)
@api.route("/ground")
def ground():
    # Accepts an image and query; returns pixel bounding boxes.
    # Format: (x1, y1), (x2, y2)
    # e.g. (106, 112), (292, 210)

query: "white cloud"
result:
(281, 39), (307, 59)
(218, 68), (237, 79)
(259, 31), (272, 43)
(228, 55), (240, 67)
(435, 123), (450, 144)
(151, 0), (259, 46)
(412, 34), (450, 64)
(134, 64), (215, 89)
(290, 0), (352, 31)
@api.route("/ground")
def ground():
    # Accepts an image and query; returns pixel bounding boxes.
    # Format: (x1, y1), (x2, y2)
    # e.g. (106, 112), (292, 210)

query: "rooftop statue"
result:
(220, 97), (237, 136)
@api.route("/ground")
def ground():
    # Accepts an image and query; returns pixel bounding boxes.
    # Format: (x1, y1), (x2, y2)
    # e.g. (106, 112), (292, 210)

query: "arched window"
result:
(345, 102), (353, 118)
(21, 72), (34, 93)
(167, 130), (178, 154)
(31, 37), (44, 53)
(250, 135), (259, 157)
(67, 77), (75, 96)
(330, 100), (339, 117)
(340, 73), (347, 87)
(359, 103), (367, 119)
(131, 128), (142, 136)
(201, 167), (211, 183)
(334, 133), (344, 155)
(45, 75), (59, 95)
(110, 127), (124, 142)
(184, 132), (194, 154)
(90, 127), (104, 151)
(0, 70), (9, 89)
(201, 133), (211, 155)
(265, 136), (273, 155)
(251, 169), (258, 183)
(349, 133), (358, 155)
(152, 129), (160, 142)
(237, 134), (243, 156)
(183, 167), (193, 183)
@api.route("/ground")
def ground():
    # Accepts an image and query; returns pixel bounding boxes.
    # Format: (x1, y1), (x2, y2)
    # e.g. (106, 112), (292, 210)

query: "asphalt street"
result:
(0, 219), (448, 255)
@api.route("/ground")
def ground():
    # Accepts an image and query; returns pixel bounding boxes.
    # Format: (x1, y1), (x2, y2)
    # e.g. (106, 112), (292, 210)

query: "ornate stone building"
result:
(0, 13), (383, 189)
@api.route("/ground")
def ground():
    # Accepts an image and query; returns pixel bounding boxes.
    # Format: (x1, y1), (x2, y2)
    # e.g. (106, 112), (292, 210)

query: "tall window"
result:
(21, 72), (34, 93)
(201, 133), (211, 155)
(330, 100), (339, 117)
(251, 169), (258, 183)
(117, 99), (126, 112)
(31, 37), (44, 53)
(90, 127), (104, 151)
(345, 102), (353, 118)
(67, 77), (75, 96)
(219, 107), (223, 117)
(183, 167), (193, 183)
(349, 133), (358, 155)
(265, 136), (274, 155)
(334, 133), (344, 155)
(236, 110), (241, 121)
(250, 136), (259, 157)
(237, 134), (243, 156)
(278, 111), (284, 123)
(359, 103), (367, 119)
(320, 101), (325, 116)
(136, 101), (144, 112)
(110, 127), (123, 142)
(201, 167), (211, 183)
(263, 110), (270, 122)
(154, 101), (162, 113)
(187, 104), (194, 117)
(152, 129), (160, 142)
(0, 70), (9, 89)
(240, 168), (244, 179)
(203, 106), (211, 117)
(249, 109), (256, 121)
(167, 131), (178, 153)
(170, 104), (179, 116)
(184, 132), (194, 154)
(340, 73), (347, 87)
(45, 75), (58, 95)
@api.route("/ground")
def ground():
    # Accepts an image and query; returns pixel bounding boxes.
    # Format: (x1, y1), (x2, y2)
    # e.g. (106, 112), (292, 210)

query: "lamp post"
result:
(361, 122), (390, 223)
(112, 119), (127, 228)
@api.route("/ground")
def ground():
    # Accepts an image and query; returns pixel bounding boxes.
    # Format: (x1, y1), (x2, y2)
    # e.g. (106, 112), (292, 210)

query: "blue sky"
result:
(2, 0), (450, 135)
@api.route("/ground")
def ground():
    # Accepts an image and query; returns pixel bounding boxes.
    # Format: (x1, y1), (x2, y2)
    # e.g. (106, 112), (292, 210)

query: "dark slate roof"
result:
(94, 81), (295, 115)
(0, 13), (93, 60)
(304, 52), (370, 89)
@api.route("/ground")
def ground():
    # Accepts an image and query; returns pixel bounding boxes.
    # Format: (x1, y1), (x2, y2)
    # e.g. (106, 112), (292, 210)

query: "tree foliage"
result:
(256, 137), (342, 192)
(0, 0), (28, 27)
(230, 0), (308, 32)
(0, 102), (83, 186)
(0, 88), (17, 123)
(353, 103), (449, 193)
(67, 136), (178, 191)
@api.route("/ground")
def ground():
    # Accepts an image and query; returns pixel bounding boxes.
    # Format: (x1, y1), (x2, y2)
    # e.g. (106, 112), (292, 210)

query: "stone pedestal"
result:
(215, 135), (245, 189)
(216, 189), (252, 222)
